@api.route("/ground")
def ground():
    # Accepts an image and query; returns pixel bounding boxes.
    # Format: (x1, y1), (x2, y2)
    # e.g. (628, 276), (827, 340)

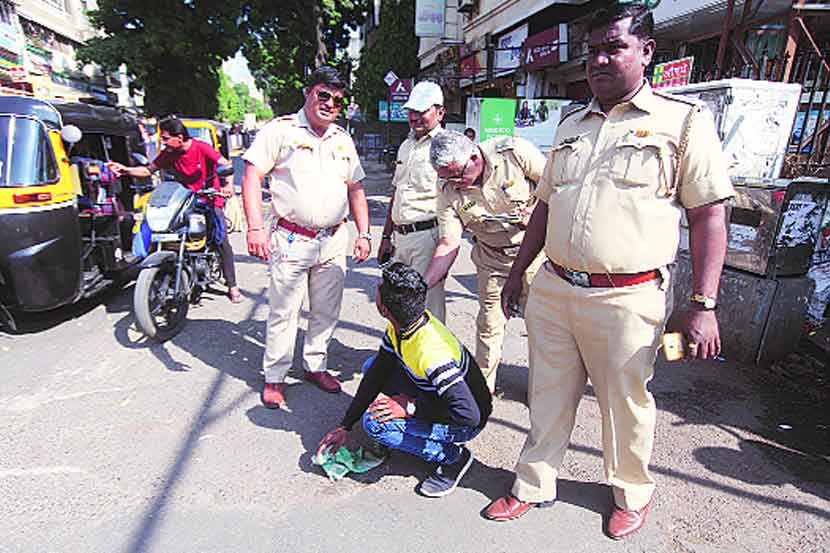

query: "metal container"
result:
(728, 178), (830, 276)
(670, 78), (801, 180)
(671, 254), (814, 366)
(679, 178), (830, 277)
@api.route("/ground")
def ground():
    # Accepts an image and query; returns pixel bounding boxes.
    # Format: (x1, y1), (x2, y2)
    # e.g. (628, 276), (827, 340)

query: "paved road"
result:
(1, 161), (827, 553)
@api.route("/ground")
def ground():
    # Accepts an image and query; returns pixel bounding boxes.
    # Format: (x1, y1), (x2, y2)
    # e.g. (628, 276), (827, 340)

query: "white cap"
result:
(402, 81), (444, 112)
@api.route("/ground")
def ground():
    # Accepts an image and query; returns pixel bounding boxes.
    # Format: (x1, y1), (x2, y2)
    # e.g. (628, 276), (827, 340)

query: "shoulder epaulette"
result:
(494, 135), (515, 153)
(652, 89), (703, 108)
(559, 104), (589, 124)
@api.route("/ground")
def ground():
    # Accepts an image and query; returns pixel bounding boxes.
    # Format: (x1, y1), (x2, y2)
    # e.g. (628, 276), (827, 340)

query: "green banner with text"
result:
(480, 98), (516, 141)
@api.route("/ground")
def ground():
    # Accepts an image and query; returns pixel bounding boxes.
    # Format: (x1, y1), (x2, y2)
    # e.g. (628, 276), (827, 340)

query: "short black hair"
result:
(380, 262), (426, 328)
(158, 117), (190, 139)
(587, 3), (654, 41)
(307, 65), (348, 92)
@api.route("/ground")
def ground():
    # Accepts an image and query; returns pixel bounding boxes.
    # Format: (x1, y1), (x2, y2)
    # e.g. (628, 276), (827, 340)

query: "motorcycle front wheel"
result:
(133, 265), (189, 342)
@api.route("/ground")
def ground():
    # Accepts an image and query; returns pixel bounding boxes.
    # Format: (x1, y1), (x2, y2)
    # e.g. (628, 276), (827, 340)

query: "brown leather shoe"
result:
(304, 370), (341, 393)
(607, 501), (650, 540)
(483, 495), (555, 521)
(261, 383), (285, 409)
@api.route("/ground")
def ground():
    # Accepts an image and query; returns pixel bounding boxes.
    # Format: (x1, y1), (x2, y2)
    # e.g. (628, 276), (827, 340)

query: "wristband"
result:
(382, 234), (392, 240)
(357, 232), (372, 241)
(247, 227), (264, 232)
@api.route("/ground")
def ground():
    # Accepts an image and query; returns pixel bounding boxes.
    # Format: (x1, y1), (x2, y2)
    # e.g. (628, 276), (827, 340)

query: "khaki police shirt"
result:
(243, 109), (365, 229)
(437, 136), (547, 274)
(535, 83), (734, 274)
(391, 126), (442, 225)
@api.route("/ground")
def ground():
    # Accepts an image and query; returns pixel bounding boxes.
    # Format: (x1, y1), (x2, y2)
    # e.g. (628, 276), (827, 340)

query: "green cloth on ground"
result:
(313, 446), (386, 482)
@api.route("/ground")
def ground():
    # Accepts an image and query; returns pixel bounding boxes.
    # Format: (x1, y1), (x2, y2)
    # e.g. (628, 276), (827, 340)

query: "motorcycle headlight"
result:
(187, 213), (207, 239)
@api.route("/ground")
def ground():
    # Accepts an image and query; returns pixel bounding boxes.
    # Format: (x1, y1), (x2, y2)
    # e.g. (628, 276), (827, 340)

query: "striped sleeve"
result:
(417, 350), (481, 427)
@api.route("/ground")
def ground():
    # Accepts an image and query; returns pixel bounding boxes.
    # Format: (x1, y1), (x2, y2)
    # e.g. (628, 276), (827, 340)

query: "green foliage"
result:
(79, 0), (244, 116)
(217, 72), (274, 124)
(80, 1), (366, 117)
(352, 0), (420, 121)
(241, 0), (366, 114)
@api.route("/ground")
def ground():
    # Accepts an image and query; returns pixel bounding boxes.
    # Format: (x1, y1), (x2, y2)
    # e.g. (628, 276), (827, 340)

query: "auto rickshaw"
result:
(0, 96), (149, 330)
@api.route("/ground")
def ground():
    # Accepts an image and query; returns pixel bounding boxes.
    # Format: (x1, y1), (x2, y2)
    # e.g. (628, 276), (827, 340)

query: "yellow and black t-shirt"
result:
(341, 311), (492, 430)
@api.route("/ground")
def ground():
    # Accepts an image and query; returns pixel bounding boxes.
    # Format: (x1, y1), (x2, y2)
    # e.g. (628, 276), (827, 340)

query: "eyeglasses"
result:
(316, 90), (346, 109)
(440, 158), (472, 185)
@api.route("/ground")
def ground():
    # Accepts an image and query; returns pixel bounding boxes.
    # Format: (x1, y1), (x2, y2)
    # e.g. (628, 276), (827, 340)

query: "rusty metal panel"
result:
(672, 254), (775, 364)
(671, 254), (811, 365)
(759, 276), (815, 366)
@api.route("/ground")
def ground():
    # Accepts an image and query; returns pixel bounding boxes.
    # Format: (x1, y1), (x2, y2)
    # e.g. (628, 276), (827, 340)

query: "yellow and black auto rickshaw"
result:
(0, 96), (149, 329)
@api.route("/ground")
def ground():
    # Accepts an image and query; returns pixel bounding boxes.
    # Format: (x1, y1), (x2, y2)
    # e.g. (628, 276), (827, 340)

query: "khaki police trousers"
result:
(262, 225), (348, 383)
(512, 261), (669, 511)
(392, 225), (446, 322)
(475, 254), (543, 391)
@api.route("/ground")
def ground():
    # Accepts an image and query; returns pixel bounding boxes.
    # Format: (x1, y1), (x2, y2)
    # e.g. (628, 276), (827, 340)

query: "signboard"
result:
(523, 24), (568, 71)
(378, 100), (407, 122)
(467, 97), (571, 153)
(495, 24), (528, 73)
(7, 64), (26, 83)
(459, 39), (485, 79)
(389, 78), (412, 102)
(652, 56), (694, 89)
(415, 0), (445, 38)
(479, 98), (516, 141)
(383, 70), (398, 87)
(514, 99), (572, 153)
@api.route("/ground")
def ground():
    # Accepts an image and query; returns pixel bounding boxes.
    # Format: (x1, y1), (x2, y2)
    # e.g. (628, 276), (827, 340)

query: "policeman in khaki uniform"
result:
(378, 81), (447, 322)
(484, 5), (734, 540)
(242, 67), (371, 409)
(423, 131), (547, 392)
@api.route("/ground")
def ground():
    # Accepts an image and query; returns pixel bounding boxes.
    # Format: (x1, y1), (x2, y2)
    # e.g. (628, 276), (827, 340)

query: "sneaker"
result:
(419, 447), (474, 498)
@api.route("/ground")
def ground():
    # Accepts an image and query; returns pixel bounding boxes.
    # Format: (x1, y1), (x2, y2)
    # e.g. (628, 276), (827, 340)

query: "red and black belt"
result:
(547, 259), (660, 288)
(277, 217), (341, 239)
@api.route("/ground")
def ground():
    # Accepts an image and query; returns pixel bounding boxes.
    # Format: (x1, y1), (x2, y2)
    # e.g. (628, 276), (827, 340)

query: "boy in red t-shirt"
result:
(108, 118), (242, 303)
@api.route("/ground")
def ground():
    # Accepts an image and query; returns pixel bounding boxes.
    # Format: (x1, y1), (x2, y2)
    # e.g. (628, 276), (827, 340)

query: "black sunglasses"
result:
(316, 90), (346, 108)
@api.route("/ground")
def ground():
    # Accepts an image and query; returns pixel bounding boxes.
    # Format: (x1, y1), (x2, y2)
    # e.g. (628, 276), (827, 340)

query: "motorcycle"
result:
(132, 162), (235, 341)
(381, 144), (397, 173)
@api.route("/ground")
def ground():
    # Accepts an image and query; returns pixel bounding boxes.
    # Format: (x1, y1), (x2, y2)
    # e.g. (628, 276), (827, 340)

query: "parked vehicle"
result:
(158, 118), (230, 158)
(132, 160), (235, 341)
(382, 144), (397, 173)
(0, 96), (148, 330)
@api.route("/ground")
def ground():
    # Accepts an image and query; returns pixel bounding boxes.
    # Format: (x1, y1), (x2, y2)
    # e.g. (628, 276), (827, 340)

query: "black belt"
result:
(393, 218), (437, 235)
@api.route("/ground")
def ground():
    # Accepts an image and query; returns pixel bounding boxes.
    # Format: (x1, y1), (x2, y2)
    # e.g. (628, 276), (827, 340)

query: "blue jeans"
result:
(362, 414), (482, 465)
(360, 354), (482, 465)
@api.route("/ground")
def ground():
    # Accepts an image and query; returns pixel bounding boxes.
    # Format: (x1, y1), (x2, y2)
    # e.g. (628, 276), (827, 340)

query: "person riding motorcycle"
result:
(107, 117), (242, 303)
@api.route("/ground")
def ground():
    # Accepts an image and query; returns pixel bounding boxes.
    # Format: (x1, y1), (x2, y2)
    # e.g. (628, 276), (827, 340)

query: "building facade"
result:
(0, 0), (137, 107)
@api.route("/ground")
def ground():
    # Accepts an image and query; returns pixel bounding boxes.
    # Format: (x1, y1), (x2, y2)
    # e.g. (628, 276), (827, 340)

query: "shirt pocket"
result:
(549, 137), (588, 187)
(330, 151), (352, 180)
(610, 135), (676, 196)
(280, 143), (316, 174)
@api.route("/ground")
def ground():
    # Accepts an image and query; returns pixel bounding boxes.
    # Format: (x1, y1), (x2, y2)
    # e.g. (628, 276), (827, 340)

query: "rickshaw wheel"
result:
(134, 265), (189, 342)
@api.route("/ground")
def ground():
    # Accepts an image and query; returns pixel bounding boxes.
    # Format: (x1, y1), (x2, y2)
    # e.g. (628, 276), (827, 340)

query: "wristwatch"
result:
(357, 232), (372, 242)
(690, 293), (717, 310)
(405, 401), (416, 416)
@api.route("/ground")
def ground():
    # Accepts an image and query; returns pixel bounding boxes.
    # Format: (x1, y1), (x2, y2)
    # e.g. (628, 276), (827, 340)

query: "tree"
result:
(79, 1), (366, 117)
(217, 73), (273, 124)
(217, 72), (246, 123)
(241, 0), (365, 113)
(79, 0), (245, 116)
(352, 0), (420, 121)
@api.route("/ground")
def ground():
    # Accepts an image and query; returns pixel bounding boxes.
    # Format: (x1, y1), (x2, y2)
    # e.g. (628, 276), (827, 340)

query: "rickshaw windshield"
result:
(0, 115), (59, 187)
(188, 126), (214, 147)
